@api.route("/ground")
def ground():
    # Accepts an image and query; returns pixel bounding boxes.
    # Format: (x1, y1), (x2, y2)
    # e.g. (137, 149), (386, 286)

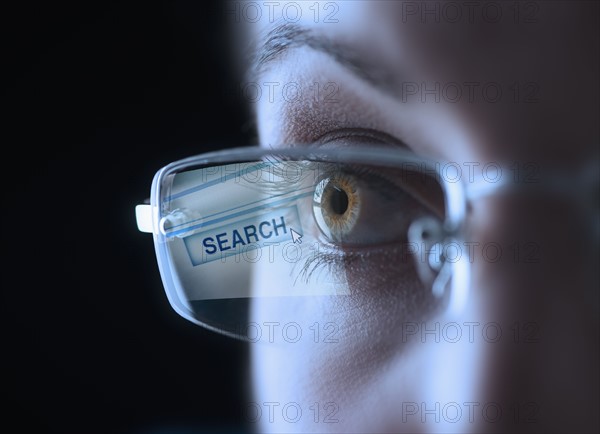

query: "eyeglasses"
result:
(135, 146), (598, 340)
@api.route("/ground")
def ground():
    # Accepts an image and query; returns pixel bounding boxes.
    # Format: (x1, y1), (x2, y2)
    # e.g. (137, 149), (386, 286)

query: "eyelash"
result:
(292, 246), (343, 286)
(291, 241), (411, 292)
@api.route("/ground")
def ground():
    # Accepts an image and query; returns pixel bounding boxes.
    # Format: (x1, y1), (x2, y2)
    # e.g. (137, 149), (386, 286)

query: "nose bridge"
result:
(463, 190), (599, 433)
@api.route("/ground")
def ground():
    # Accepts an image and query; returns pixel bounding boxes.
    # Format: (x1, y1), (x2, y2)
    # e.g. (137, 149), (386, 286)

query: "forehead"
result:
(236, 1), (598, 162)
(237, 1), (373, 31)
(238, 4), (469, 107)
(238, 0), (595, 78)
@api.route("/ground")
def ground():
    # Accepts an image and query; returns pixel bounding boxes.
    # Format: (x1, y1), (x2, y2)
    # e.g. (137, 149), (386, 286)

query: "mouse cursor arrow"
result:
(290, 228), (303, 244)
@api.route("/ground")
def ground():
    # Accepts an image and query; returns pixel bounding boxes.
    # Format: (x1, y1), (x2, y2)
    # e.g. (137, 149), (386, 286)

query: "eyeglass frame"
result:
(135, 145), (598, 334)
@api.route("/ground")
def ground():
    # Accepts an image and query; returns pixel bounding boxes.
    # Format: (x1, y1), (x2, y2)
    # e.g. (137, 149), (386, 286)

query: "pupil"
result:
(330, 186), (349, 215)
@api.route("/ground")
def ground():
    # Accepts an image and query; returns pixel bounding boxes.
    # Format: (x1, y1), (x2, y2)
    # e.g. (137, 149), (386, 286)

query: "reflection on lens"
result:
(313, 173), (360, 243)
(152, 150), (455, 337)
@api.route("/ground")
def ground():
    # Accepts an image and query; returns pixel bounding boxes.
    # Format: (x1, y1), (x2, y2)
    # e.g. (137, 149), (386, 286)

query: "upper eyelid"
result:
(313, 127), (409, 149)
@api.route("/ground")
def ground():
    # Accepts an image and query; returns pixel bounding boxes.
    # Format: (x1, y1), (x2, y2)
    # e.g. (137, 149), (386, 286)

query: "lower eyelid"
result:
(294, 244), (421, 300)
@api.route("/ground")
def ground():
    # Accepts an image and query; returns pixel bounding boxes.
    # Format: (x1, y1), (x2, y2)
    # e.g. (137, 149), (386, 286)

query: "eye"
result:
(311, 164), (444, 247)
(312, 172), (360, 243)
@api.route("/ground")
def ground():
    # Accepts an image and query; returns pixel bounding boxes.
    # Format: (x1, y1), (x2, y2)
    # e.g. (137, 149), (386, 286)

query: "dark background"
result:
(4, 1), (254, 433)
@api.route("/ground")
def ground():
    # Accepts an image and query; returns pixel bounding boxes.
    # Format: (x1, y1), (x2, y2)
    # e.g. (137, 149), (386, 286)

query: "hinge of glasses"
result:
(135, 204), (153, 233)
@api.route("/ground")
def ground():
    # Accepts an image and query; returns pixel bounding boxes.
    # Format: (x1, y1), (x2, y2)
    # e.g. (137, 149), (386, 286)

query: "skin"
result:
(241, 1), (599, 432)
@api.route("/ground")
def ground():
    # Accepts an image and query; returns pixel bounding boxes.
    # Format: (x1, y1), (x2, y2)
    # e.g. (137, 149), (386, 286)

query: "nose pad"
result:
(408, 216), (454, 298)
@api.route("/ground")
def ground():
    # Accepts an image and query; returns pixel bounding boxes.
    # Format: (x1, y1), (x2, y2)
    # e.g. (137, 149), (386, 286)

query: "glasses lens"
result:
(154, 152), (449, 338)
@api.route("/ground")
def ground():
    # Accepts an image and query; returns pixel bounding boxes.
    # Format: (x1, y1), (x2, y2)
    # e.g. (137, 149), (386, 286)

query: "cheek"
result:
(248, 250), (445, 430)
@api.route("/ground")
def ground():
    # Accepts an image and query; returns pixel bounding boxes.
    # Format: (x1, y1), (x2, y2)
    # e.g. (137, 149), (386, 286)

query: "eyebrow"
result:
(249, 23), (400, 96)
